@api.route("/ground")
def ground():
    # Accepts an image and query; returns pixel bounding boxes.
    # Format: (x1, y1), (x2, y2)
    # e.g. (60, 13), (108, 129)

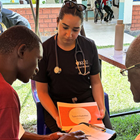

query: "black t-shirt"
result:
(33, 35), (100, 100)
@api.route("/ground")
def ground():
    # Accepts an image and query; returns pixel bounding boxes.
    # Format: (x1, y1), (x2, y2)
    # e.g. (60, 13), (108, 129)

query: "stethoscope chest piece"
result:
(54, 66), (62, 74)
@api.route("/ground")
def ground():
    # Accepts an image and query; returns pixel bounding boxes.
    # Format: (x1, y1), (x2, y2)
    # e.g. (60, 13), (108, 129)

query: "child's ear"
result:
(17, 44), (26, 59)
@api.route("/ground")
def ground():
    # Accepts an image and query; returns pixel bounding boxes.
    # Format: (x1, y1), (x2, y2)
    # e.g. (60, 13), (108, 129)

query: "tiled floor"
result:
(83, 19), (135, 46)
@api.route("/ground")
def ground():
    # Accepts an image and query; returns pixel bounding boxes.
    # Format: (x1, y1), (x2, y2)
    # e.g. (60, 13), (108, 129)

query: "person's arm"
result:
(90, 73), (105, 119)
(21, 131), (60, 140)
(21, 129), (88, 140)
(95, 1), (97, 8)
(19, 124), (60, 140)
(102, 0), (104, 4)
(36, 82), (61, 128)
(21, 131), (88, 140)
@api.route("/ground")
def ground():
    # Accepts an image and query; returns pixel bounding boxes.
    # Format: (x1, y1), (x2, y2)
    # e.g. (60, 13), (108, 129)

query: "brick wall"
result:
(131, 5), (140, 31)
(10, 7), (61, 36)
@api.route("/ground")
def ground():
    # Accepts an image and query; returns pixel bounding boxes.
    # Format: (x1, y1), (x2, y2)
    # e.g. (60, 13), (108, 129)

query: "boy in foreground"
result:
(0, 25), (87, 140)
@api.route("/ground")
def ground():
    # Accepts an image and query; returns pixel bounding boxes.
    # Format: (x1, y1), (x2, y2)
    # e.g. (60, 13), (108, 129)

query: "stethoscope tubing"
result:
(54, 34), (89, 75)
(75, 38), (86, 62)
(55, 34), (59, 68)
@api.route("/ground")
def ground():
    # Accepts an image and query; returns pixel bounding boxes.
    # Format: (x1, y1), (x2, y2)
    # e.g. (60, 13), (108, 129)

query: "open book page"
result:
(70, 124), (112, 140)
(57, 102), (104, 131)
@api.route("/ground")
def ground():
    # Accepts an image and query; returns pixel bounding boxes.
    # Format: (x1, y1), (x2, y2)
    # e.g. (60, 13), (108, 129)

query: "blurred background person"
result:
(0, 1), (31, 29)
(102, 0), (113, 22)
(94, 0), (103, 23)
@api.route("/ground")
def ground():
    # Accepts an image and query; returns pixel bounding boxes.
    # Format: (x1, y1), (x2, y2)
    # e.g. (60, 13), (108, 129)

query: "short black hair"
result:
(126, 35), (140, 68)
(0, 25), (42, 54)
(58, 2), (84, 24)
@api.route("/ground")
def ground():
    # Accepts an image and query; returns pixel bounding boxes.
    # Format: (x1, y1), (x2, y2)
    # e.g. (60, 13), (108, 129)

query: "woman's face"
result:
(57, 14), (82, 45)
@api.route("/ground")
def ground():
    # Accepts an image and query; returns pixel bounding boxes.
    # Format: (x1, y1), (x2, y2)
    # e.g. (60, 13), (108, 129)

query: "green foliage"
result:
(111, 115), (140, 140)
(12, 80), (37, 125)
(96, 43), (130, 49)
(55, 0), (63, 3)
(42, 1), (46, 4)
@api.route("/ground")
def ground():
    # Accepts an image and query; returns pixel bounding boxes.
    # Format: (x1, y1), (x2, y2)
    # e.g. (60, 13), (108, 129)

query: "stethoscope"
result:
(54, 34), (90, 75)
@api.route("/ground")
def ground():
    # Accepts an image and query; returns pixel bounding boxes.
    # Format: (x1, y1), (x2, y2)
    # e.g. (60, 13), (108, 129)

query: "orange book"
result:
(57, 102), (104, 131)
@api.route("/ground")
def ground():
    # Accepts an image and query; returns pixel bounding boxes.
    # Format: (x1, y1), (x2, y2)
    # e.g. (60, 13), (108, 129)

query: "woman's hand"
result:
(58, 130), (88, 140)
(55, 115), (62, 129)
(98, 108), (105, 120)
